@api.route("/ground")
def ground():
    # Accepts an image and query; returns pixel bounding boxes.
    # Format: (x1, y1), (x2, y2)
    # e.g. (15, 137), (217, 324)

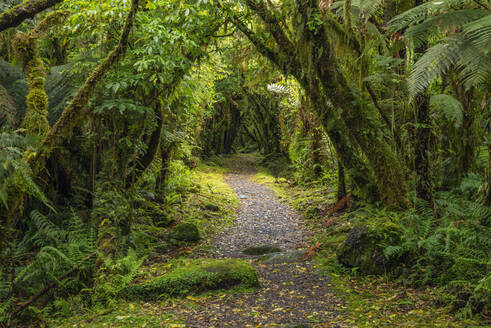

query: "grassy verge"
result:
(169, 162), (239, 254)
(254, 167), (487, 327)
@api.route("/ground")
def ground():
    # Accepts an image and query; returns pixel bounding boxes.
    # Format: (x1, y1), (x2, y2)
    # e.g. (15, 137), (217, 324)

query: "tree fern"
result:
(430, 94), (463, 128)
(405, 9), (487, 49)
(388, 0), (477, 32)
(388, 0), (490, 95)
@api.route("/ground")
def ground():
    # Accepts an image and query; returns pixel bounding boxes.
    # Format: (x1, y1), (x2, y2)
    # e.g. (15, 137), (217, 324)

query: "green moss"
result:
(11, 15), (61, 137)
(48, 299), (184, 328)
(123, 259), (259, 300)
(168, 222), (200, 243)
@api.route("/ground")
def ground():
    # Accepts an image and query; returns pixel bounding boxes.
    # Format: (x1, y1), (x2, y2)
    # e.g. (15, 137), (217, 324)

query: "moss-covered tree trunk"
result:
(413, 92), (434, 206)
(337, 161), (347, 201)
(126, 96), (163, 187)
(0, 0), (64, 32)
(12, 11), (68, 136)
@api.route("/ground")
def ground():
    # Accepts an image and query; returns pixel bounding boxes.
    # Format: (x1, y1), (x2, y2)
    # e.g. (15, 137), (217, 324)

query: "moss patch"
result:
(123, 259), (259, 300)
(168, 222), (200, 243)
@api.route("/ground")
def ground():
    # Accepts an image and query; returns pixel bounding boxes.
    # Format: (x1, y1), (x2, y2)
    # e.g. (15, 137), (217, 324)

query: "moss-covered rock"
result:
(243, 244), (281, 255)
(123, 259), (259, 299)
(262, 249), (306, 264)
(202, 202), (220, 212)
(168, 222), (200, 243)
(337, 222), (403, 275)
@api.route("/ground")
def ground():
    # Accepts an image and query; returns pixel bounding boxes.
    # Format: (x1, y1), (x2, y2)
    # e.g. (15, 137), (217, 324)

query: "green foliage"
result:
(0, 210), (96, 324)
(0, 132), (50, 210)
(390, 1), (491, 95)
(429, 94), (463, 128)
(92, 249), (145, 305)
(1, 0), (490, 324)
(382, 181), (491, 316)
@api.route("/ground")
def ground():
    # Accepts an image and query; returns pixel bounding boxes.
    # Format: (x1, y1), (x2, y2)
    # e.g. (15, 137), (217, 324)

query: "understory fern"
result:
(384, 176), (491, 316)
(0, 210), (97, 323)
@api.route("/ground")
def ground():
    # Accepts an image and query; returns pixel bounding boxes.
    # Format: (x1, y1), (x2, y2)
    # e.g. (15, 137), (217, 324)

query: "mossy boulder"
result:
(168, 222), (200, 243)
(123, 259), (259, 299)
(337, 222), (403, 275)
(242, 245), (281, 255)
(202, 202), (220, 212)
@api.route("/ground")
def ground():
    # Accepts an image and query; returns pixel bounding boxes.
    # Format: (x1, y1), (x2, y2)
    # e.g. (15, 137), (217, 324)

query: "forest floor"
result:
(52, 153), (486, 328)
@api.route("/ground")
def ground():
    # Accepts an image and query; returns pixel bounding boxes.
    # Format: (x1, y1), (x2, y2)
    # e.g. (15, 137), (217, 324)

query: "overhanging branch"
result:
(0, 0), (64, 33)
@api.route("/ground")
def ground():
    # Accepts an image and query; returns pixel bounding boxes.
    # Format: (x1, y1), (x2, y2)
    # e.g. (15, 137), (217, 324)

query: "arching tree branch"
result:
(0, 0), (63, 33)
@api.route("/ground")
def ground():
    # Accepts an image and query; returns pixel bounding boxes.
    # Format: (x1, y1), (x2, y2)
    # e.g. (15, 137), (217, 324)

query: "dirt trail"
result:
(182, 155), (343, 327)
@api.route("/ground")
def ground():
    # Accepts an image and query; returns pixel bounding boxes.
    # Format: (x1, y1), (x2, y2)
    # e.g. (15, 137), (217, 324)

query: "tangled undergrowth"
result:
(0, 160), (239, 326)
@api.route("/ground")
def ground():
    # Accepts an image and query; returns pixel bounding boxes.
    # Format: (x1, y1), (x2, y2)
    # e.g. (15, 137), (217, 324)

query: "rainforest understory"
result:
(0, 0), (490, 327)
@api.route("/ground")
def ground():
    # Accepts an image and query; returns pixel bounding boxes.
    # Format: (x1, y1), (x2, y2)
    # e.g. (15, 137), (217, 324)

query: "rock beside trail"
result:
(337, 224), (402, 274)
(242, 244), (281, 255)
(262, 249), (306, 264)
(123, 259), (259, 300)
(202, 202), (220, 212)
(169, 222), (200, 243)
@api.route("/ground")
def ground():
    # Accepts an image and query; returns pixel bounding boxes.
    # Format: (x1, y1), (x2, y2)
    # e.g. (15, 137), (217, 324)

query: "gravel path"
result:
(182, 155), (343, 327)
(213, 169), (308, 258)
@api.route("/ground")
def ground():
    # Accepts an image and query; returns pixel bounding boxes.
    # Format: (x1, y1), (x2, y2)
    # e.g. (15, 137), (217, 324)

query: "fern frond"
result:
(384, 245), (403, 259)
(267, 83), (290, 94)
(430, 94), (463, 128)
(358, 0), (385, 19)
(388, 0), (474, 32)
(464, 14), (491, 52)
(408, 39), (460, 96)
(405, 10), (487, 49)
(456, 39), (491, 89)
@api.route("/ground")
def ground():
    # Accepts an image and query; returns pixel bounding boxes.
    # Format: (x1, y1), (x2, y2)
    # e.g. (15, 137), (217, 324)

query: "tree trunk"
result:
(412, 8), (434, 208)
(0, 0), (64, 32)
(413, 92), (434, 207)
(126, 100), (162, 187)
(337, 161), (346, 201)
